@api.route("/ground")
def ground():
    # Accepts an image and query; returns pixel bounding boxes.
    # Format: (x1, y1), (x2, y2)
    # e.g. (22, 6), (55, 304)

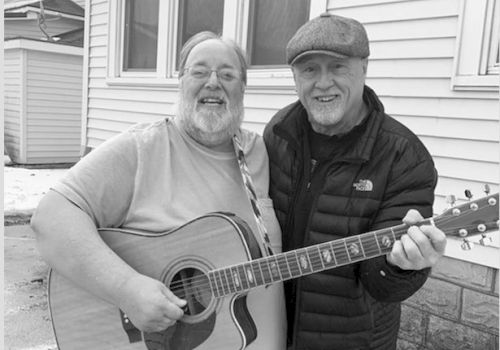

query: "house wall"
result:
(24, 48), (83, 163)
(4, 48), (23, 161)
(4, 39), (83, 164)
(5, 17), (84, 40)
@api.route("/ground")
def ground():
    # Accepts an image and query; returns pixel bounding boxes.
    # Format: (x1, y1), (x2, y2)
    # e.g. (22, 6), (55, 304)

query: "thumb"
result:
(162, 286), (187, 307)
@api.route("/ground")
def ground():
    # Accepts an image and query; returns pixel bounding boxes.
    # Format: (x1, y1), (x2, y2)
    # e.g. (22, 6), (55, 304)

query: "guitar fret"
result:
(208, 271), (220, 298)
(276, 254), (291, 280)
(332, 240), (348, 266)
(215, 270), (225, 296)
(327, 242), (338, 266)
(342, 239), (352, 263)
(259, 259), (273, 284)
(306, 246), (323, 272)
(360, 233), (380, 258)
(316, 245), (326, 269)
(268, 256), (281, 282)
(297, 248), (313, 274)
(244, 262), (257, 288)
(237, 264), (249, 290)
(345, 236), (364, 261)
(285, 251), (301, 278)
(390, 227), (397, 243)
(319, 243), (336, 268)
(224, 268), (235, 293)
(251, 260), (264, 286)
(375, 230), (395, 254)
(229, 267), (241, 292)
(372, 231), (382, 254)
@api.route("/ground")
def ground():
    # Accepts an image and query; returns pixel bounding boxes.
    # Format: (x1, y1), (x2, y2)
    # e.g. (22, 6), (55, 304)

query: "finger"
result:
(418, 225), (447, 254)
(400, 230), (424, 263)
(387, 240), (409, 269)
(402, 209), (424, 226)
(162, 299), (185, 320)
(162, 287), (187, 307)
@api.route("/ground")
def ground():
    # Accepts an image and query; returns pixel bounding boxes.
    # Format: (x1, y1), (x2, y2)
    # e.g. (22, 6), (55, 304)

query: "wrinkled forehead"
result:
(185, 39), (241, 69)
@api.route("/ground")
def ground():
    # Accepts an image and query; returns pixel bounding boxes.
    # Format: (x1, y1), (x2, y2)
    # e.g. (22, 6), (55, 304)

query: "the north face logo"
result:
(353, 179), (373, 191)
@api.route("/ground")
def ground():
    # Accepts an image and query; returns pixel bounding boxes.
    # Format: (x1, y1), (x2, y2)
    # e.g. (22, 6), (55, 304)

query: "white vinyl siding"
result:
(327, 0), (499, 212)
(5, 18), (84, 40)
(25, 49), (83, 163)
(4, 49), (23, 161)
(4, 40), (83, 164)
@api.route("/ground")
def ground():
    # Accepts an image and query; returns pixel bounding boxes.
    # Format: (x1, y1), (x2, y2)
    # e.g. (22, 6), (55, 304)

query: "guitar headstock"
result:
(435, 192), (499, 249)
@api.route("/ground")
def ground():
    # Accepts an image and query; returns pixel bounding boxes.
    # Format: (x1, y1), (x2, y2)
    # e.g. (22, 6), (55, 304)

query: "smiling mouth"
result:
(314, 95), (338, 103)
(199, 97), (225, 106)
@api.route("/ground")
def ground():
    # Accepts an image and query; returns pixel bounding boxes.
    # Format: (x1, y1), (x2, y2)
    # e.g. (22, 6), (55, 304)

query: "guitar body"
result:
(49, 213), (264, 350)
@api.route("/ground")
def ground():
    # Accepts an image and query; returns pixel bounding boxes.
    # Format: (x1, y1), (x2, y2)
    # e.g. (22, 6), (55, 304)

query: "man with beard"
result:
(31, 31), (286, 349)
(263, 13), (447, 350)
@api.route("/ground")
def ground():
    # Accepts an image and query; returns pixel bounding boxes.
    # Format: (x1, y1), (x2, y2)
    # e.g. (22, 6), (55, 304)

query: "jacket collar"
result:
(272, 85), (385, 163)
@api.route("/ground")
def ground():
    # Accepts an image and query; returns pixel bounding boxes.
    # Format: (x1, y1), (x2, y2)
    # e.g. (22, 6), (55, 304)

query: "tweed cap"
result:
(286, 12), (370, 65)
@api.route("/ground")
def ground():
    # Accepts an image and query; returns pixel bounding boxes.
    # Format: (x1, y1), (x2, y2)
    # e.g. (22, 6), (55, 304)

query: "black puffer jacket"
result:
(263, 86), (437, 350)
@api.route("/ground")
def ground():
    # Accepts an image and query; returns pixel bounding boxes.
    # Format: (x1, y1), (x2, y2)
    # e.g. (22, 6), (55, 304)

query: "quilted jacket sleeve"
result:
(358, 137), (438, 302)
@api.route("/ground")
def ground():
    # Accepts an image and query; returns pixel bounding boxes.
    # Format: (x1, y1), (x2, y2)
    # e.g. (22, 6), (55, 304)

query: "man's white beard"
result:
(179, 96), (244, 148)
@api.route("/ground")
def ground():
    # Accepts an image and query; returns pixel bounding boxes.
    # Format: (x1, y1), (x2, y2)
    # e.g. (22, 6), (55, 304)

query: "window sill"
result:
(451, 74), (499, 92)
(105, 77), (179, 89)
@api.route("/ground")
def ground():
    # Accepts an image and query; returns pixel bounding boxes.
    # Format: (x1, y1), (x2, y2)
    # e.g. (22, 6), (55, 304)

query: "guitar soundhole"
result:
(170, 268), (213, 317)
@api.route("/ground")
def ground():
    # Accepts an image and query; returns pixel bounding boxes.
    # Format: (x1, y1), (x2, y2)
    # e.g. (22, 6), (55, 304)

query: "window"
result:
(452, 0), (499, 91)
(246, 0), (309, 66)
(176, 0), (224, 69)
(107, 0), (326, 86)
(122, 0), (159, 71)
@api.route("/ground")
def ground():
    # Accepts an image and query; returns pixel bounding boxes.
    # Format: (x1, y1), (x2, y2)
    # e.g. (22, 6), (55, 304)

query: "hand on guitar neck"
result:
(387, 209), (447, 270)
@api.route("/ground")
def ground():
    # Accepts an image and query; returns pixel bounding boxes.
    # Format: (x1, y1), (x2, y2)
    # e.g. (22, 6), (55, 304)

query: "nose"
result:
(205, 70), (221, 88)
(314, 70), (335, 90)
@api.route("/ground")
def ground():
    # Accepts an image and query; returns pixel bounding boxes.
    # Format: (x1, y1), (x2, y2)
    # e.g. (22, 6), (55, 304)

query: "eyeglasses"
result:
(182, 66), (241, 83)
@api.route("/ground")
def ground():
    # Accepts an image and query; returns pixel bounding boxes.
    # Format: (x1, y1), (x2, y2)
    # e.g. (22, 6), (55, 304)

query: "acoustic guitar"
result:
(48, 192), (499, 349)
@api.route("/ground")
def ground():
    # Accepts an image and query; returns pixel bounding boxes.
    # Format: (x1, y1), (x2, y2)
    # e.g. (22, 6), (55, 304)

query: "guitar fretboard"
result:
(208, 221), (421, 298)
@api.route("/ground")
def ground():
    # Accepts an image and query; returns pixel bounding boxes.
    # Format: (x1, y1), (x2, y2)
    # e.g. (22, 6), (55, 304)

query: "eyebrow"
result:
(189, 61), (238, 70)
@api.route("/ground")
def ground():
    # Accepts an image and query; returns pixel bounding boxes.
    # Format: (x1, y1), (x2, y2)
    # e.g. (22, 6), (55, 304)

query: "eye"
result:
(219, 69), (238, 81)
(299, 65), (318, 78)
(190, 67), (209, 79)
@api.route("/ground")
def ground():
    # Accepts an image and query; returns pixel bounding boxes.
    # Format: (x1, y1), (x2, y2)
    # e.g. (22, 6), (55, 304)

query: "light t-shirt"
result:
(52, 117), (286, 349)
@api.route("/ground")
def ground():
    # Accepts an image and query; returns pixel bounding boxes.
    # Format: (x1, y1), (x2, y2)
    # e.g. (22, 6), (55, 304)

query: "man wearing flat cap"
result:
(264, 13), (446, 350)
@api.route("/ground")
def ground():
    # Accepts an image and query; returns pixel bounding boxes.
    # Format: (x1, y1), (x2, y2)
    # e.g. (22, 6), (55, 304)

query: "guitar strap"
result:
(232, 133), (275, 257)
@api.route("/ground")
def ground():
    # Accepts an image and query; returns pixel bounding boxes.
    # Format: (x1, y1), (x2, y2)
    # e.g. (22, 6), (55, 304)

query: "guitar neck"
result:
(208, 220), (423, 298)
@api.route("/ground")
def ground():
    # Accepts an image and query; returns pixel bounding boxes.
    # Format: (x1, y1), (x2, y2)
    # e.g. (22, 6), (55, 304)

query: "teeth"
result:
(316, 96), (335, 102)
(201, 98), (223, 104)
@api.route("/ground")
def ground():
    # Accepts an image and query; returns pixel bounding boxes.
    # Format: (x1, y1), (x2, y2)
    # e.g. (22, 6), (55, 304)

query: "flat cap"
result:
(286, 12), (370, 65)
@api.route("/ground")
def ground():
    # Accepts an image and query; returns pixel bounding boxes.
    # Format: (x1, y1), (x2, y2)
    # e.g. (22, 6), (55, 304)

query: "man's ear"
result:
(291, 67), (298, 83)
(361, 58), (368, 76)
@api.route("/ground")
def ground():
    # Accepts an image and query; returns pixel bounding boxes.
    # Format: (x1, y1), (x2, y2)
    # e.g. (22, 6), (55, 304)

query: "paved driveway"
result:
(4, 224), (57, 350)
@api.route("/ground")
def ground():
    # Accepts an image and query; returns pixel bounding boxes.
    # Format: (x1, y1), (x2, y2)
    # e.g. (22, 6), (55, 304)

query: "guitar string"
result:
(166, 209), (481, 293)
(166, 207), (497, 296)
(167, 220), (496, 301)
(167, 211), (495, 297)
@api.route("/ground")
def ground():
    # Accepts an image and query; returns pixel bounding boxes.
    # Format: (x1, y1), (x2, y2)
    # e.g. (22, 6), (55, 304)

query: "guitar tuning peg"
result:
(484, 184), (491, 195)
(446, 194), (456, 207)
(461, 239), (473, 251)
(464, 189), (473, 200)
(479, 234), (492, 246)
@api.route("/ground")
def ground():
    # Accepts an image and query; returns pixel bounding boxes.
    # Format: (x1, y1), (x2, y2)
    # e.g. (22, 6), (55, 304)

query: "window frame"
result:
(106, 0), (327, 87)
(451, 0), (499, 92)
